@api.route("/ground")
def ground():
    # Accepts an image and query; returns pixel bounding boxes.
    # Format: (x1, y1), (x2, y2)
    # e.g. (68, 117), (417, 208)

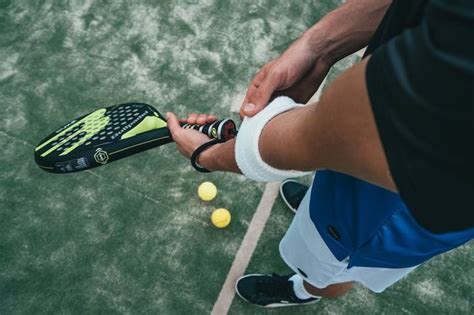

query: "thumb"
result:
(166, 112), (182, 138)
(243, 77), (279, 117)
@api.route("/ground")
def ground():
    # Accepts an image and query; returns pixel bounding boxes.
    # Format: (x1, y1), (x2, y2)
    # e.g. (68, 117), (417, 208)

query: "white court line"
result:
(211, 182), (280, 315)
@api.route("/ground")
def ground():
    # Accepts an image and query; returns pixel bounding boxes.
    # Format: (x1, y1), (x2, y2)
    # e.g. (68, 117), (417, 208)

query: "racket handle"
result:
(180, 118), (237, 141)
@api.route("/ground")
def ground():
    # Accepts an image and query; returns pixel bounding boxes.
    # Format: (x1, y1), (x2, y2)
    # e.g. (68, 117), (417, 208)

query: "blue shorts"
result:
(279, 178), (418, 292)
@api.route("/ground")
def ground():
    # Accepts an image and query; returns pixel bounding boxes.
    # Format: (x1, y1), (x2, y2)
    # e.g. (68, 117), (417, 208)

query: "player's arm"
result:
(241, 0), (392, 116)
(264, 58), (394, 192)
(306, 0), (391, 65)
(177, 57), (396, 192)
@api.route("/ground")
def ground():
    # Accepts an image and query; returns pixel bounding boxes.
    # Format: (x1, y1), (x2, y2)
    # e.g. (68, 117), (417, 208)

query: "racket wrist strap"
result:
(191, 139), (225, 173)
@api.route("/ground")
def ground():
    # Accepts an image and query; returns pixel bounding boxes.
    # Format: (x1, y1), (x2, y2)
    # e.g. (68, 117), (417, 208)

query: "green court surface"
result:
(1, 1), (472, 314)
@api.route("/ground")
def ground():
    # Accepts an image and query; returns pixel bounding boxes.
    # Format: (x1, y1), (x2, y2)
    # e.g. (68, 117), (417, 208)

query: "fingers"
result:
(196, 114), (217, 125)
(207, 115), (218, 123)
(185, 113), (198, 124)
(166, 112), (183, 139)
(240, 84), (258, 118)
(240, 66), (269, 118)
(241, 77), (280, 117)
(166, 112), (182, 134)
(173, 113), (219, 126)
(183, 114), (218, 125)
(240, 62), (282, 117)
(248, 77), (281, 114)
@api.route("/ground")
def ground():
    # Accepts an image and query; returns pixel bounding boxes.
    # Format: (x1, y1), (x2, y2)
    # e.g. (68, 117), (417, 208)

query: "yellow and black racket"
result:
(34, 103), (237, 173)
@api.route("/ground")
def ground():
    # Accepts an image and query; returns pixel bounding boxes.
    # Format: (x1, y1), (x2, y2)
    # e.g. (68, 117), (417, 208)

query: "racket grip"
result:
(180, 119), (237, 141)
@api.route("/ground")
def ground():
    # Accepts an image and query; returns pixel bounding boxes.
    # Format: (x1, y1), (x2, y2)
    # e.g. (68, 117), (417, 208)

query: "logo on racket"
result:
(94, 148), (109, 164)
(211, 127), (217, 138)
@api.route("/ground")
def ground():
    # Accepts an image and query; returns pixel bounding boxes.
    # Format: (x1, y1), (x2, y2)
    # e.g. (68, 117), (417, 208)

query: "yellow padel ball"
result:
(211, 208), (231, 228)
(198, 182), (217, 201)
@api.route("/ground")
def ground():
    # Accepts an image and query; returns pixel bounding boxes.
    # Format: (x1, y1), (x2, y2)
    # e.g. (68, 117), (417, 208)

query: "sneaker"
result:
(280, 180), (309, 213)
(235, 273), (320, 308)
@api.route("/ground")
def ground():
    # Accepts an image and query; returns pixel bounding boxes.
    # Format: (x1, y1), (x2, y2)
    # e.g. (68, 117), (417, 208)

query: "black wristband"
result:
(191, 139), (224, 173)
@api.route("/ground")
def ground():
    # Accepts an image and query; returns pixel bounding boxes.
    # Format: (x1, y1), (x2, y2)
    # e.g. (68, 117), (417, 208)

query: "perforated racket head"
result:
(35, 103), (172, 173)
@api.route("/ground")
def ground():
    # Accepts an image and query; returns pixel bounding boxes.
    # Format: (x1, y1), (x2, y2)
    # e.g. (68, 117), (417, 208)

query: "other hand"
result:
(240, 35), (331, 117)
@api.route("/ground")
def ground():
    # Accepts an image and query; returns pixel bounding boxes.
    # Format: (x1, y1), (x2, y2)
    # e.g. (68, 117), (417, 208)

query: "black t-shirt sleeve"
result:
(366, 0), (474, 233)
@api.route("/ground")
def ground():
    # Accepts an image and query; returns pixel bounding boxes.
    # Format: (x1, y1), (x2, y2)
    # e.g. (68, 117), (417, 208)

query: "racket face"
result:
(35, 103), (172, 173)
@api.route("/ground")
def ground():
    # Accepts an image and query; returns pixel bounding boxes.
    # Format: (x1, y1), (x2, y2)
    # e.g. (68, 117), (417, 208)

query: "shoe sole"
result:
(279, 179), (299, 214)
(234, 274), (320, 308)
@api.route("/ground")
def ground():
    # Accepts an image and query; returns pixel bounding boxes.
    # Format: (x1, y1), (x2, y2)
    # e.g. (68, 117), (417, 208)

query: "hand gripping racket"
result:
(34, 103), (237, 173)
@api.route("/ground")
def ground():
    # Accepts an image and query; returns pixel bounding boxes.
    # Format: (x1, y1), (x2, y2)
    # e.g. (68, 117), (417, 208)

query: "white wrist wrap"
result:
(235, 96), (312, 182)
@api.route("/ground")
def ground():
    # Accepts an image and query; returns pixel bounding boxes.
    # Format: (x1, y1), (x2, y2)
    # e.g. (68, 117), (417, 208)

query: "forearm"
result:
(198, 106), (314, 174)
(306, 0), (391, 65)
(262, 58), (396, 191)
(199, 139), (240, 173)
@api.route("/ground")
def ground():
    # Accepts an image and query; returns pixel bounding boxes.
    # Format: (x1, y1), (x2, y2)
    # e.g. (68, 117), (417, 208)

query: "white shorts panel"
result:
(279, 185), (418, 293)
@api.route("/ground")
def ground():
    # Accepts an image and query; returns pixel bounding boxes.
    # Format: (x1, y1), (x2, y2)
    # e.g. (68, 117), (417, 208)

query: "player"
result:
(167, 0), (474, 308)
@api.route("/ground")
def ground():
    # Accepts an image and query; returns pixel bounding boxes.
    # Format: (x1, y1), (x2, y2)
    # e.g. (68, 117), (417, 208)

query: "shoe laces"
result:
(255, 274), (293, 299)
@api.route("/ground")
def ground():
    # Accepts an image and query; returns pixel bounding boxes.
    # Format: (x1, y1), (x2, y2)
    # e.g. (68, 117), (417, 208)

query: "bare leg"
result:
(304, 280), (353, 298)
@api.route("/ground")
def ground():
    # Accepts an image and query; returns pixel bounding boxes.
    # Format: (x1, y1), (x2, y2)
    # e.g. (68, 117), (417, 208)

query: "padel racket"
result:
(34, 103), (237, 173)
